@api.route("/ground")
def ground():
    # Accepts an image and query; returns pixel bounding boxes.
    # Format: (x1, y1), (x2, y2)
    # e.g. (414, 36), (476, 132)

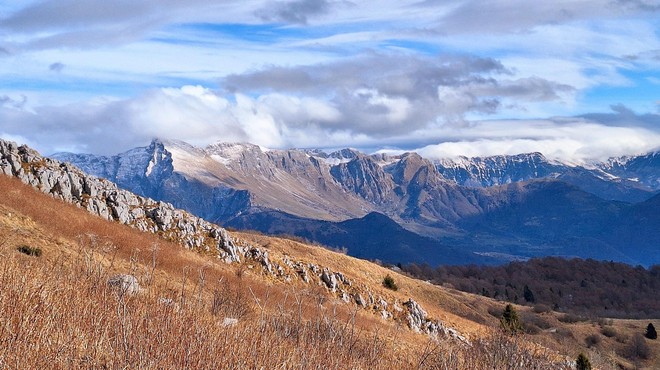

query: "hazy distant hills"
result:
(52, 140), (660, 266)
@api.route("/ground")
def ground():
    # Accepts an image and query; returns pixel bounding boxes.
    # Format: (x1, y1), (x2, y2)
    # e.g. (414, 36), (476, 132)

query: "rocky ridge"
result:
(0, 138), (465, 341)
(435, 152), (659, 203)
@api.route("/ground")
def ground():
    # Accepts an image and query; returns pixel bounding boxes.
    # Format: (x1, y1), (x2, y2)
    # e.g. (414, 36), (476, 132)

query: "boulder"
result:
(403, 299), (427, 333)
(320, 269), (338, 292)
(107, 274), (140, 295)
(222, 317), (239, 328)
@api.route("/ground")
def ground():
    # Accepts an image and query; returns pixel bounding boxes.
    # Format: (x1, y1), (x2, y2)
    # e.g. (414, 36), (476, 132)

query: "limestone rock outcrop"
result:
(0, 139), (244, 263)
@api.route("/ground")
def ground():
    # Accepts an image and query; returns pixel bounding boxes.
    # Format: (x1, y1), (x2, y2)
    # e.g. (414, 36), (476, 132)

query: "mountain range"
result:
(52, 140), (660, 267)
(8, 137), (659, 369)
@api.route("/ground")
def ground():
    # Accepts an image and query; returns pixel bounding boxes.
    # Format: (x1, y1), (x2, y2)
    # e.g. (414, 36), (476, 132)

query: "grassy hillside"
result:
(0, 174), (657, 369)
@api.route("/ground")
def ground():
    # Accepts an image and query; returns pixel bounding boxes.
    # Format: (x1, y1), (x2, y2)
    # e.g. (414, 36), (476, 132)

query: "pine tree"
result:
(575, 353), (592, 370)
(382, 274), (398, 291)
(500, 304), (522, 334)
(523, 285), (535, 303)
(645, 323), (657, 340)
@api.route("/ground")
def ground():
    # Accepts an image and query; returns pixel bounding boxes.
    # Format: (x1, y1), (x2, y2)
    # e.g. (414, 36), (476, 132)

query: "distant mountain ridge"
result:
(435, 152), (659, 203)
(52, 139), (660, 266)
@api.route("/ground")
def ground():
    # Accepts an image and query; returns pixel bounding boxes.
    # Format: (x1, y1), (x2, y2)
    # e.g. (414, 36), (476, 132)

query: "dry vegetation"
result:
(0, 175), (657, 369)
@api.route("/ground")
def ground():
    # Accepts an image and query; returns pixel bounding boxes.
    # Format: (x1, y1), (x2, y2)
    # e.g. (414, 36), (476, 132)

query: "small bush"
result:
(554, 327), (575, 340)
(600, 326), (617, 338)
(382, 274), (398, 291)
(619, 333), (651, 360)
(614, 332), (629, 343)
(17, 245), (42, 257)
(487, 306), (502, 318)
(532, 304), (552, 314)
(523, 322), (541, 335)
(522, 311), (552, 329)
(558, 313), (588, 324)
(584, 333), (601, 348)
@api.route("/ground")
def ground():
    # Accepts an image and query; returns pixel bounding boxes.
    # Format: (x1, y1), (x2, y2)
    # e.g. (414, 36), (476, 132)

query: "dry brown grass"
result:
(0, 246), (405, 368)
(0, 175), (625, 369)
(0, 178), (400, 368)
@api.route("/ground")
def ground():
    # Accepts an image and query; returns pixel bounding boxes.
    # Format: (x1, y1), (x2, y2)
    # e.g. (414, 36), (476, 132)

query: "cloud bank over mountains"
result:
(0, 1), (658, 160)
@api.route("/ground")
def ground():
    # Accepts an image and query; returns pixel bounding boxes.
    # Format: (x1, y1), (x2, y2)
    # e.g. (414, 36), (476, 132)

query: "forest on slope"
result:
(402, 257), (660, 319)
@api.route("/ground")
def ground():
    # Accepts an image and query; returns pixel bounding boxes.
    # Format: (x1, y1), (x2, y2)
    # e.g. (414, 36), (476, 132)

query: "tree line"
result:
(401, 257), (660, 318)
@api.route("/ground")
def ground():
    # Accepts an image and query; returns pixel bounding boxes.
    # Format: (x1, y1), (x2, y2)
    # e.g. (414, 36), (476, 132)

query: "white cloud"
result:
(1, 0), (659, 161)
(413, 119), (660, 163)
(1, 85), (658, 164)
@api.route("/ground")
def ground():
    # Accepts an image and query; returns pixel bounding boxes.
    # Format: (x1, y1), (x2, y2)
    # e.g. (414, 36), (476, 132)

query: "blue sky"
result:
(0, 0), (659, 162)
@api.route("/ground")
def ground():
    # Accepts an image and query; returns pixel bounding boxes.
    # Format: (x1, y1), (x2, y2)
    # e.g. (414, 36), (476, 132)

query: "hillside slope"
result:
(2, 141), (660, 368)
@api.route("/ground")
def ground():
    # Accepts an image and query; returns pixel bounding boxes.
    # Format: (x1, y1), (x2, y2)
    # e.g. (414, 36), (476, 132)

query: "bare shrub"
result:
(600, 326), (617, 338)
(558, 313), (588, 324)
(584, 333), (601, 348)
(487, 306), (502, 318)
(533, 304), (552, 313)
(521, 311), (552, 330)
(210, 279), (252, 320)
(619, 333), (651, 361)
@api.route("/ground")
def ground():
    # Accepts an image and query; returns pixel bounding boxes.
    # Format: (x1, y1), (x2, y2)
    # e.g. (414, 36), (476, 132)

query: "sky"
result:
(0, 0), (659, 163)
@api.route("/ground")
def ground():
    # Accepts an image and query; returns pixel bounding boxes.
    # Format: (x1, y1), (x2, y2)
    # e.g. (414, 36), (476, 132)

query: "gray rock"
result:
(295, 263), (310, 283)
(320, 269), (338, 292)
(222, 317), (239, 327)
(335, 272), (351, 286)
(404, 298), (427, 333)
(248, 248), (272, 273)
(353, 293), (367, 307)
(107, 274), (140, 295)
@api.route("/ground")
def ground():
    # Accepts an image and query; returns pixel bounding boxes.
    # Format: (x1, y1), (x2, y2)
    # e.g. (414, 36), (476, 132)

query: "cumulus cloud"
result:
(1, 85), (657, 164)
(222, 52), (575, 131)
(0, 86), (347, 154)
(0, 0), (658, 163)
(411, 119), (660, 163)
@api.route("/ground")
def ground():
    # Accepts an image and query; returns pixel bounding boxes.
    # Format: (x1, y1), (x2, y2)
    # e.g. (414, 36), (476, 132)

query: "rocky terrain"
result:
(436, 152), (658, 203)
(0, 138), (465, 339)
(52, 139), (660, 266)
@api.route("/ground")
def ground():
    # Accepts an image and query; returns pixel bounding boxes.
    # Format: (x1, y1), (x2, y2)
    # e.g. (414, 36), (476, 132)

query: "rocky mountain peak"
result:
(391, 152), (441, 188)
(436, 152), (563, 188)
(330, 155), (395, 204)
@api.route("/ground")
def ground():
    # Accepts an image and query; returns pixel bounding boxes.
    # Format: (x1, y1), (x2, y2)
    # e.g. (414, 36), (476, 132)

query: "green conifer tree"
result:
(500, 304), (522, 334)
(575, 353), (592, 370)
(645, 323), (657, 340)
